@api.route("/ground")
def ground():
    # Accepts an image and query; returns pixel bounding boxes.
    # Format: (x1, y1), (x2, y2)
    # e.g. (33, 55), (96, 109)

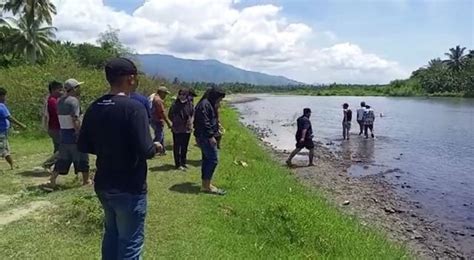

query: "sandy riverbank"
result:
(257, 131), (469, 258)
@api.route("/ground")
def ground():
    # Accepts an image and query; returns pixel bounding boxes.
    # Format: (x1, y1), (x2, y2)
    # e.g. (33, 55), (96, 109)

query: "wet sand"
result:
(228, 95), (473, 259)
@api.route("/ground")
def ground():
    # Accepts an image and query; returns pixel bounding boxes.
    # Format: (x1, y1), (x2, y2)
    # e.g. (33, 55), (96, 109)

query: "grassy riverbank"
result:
(0, 107), (408, 259)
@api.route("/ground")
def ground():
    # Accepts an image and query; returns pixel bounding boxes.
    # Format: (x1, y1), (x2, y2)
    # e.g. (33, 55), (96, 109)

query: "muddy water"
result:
(234, 94), (474, 242)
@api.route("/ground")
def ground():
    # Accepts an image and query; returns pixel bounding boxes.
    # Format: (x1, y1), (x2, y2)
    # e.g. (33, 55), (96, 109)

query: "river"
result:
(234, 94), (474, 242)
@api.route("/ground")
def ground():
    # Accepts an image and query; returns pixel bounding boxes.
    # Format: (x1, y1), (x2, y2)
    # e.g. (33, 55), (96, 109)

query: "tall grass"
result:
(0, 58), (168, 131)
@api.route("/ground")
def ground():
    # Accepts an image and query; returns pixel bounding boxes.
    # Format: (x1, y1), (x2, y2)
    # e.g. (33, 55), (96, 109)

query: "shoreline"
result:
(250, 127), (468, 258)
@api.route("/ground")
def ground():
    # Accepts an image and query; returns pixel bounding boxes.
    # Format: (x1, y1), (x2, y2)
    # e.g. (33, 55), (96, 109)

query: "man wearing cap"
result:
(78, 58), (161, 259)
(49, 78), (90, 187)
(286, 108), (315, 167)
(151, 86), (172, 154)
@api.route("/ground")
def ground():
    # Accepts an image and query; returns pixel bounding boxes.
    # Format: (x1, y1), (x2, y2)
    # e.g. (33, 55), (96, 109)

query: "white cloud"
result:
(50, 0), (408, 84)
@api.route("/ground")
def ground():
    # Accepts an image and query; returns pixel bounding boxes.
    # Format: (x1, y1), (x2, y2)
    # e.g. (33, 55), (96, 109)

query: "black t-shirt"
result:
(78, 94), (157, 194)
(344, 109), (352, 122)
(296, 115), (313, 140)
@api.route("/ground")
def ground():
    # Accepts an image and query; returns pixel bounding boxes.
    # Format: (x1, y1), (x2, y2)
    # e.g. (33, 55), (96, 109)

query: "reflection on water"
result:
(234, 94), (474, 235)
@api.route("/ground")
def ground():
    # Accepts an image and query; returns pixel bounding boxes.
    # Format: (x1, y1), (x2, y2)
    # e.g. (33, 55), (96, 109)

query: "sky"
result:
(50, 0), (473, 84)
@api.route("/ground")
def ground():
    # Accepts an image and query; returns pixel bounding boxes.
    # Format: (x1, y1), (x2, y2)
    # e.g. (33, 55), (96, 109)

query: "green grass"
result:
(0, 107), (409, 259)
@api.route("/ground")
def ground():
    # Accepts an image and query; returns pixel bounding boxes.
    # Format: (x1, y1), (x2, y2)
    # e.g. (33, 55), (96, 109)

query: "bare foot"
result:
(82, 180), (92, 186)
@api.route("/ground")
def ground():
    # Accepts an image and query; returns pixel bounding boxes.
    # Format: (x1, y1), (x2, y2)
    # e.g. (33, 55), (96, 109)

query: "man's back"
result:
(78, 94), (156, 194)
(130, 92), (151, 119)
(296, 115), (312, 140)
(57, 95), (80, 144)
(0, 103), (10, 133)
(357, 107), (365, 121)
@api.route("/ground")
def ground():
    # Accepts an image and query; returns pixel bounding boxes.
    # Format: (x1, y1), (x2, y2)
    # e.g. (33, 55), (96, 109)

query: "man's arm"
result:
(299, 129), (307, 143)
(70, 98), (81, 133)
(131, 107), (158, 159)
(77, 109), (95, 155)
(168, 103), (174, 122)
(8, 116), (26, 129)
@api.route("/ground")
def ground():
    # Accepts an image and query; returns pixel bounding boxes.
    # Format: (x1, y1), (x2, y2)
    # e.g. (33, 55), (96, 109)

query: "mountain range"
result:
(135, 54), (301, 86)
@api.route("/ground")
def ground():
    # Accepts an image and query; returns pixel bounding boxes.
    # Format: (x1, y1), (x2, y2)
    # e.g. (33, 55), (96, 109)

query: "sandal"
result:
(201, 188), (226, 196)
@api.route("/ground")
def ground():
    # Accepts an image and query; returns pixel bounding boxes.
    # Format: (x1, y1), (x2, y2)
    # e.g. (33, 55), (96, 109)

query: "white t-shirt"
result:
(356, 107), (366, 121)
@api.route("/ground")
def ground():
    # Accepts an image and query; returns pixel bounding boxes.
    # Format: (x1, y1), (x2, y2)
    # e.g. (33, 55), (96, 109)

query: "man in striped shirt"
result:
(48, 79), (90, 187)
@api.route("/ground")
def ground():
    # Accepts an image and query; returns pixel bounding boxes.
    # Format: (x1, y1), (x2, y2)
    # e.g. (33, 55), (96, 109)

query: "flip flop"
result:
(201, 188), (227, 196)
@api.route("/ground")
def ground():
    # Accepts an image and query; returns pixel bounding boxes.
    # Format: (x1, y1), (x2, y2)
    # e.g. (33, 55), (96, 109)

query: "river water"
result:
(234, 94), (474, 237)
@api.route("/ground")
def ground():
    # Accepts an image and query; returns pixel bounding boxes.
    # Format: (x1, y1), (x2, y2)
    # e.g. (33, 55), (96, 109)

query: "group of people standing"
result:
(37, 57), (226, 260)
(345, 101), (376, 140)
(286, 101), (377, 167)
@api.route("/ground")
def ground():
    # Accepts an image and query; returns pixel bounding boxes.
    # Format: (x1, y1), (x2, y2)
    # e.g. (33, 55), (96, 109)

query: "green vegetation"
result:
(0, 109), (408, 259)
(186, 45), (473, 98)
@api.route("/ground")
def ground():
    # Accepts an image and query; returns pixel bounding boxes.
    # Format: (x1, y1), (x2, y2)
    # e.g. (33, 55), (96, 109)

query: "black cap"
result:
(105, 58), (138, 78)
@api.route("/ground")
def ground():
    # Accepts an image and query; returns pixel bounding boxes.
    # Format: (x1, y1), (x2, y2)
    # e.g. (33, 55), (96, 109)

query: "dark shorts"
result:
(54, 143), (89, 174)
(296, 139), (315, 150)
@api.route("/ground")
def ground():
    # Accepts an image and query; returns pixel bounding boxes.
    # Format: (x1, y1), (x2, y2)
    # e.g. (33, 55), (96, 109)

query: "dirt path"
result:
(0, 201), (53, 226)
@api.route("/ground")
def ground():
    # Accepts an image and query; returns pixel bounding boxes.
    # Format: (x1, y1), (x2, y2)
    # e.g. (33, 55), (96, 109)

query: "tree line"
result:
(1, 1), (472, 97)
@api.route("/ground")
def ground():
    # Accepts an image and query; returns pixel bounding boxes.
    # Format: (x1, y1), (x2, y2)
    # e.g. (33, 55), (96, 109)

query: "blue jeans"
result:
(152, 121), (165, 151)
(197, 137), (218, 180)
(96, 190), (147, 260)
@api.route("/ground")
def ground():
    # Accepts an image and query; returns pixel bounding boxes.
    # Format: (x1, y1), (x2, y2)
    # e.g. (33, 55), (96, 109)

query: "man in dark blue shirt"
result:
(286, 108), (315, 167)
(130, 91), (151, 120)
(78, 58), (161, 259)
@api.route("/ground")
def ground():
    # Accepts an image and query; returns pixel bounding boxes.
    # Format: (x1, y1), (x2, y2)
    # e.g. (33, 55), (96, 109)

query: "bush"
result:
(0, 56), (170, 131)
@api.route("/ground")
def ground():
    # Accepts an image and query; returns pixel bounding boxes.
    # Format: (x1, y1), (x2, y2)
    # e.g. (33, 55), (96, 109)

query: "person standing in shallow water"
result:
(356, 101), (366, 135)
(169, 89), (194, 171)
(364, 105), (375, 139)
(342, 103), (352, 140)
(194, 87), (226, 195)
(286, 108), (315, 167)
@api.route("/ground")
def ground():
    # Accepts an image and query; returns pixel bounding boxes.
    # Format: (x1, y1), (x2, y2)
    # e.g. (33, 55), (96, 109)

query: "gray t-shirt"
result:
(57, 96), (80, 143)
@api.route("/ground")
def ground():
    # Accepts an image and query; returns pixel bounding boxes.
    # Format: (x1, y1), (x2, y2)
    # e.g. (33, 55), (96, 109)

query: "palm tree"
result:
(468, 50), (474, 59)
(444, 45), (468, 71)
(2, 16), (56, 63)
(1, 0), (56, 25)
(428, 58), (444, 69)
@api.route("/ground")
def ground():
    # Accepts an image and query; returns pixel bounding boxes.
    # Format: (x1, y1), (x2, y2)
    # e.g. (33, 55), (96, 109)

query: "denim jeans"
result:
(152, 121), (165, 152)
(197, 137), (218, 180)
(96, 190), (147, 260)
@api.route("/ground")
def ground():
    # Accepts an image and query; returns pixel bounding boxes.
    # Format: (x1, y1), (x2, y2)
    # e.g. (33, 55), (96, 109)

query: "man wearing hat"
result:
(151, 86), (172, 154)
(49, 78), (90, 187)
(78, 58), (161, 259)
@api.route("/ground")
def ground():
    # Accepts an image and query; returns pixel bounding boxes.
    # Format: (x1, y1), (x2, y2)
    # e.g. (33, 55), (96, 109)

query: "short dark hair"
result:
(343, 103), (349, 109)
(48, 81), (63, 93)
(0, 87), (6, 96)
(303, 108), (311, 114)
(361, 101), (366, 107)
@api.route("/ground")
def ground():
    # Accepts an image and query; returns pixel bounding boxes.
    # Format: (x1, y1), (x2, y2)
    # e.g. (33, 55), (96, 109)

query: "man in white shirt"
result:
(356, 101), (366, 135)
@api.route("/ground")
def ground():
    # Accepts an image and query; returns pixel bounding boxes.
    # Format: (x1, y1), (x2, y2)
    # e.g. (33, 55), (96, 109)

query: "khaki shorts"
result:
(0, 133), (10, 158)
